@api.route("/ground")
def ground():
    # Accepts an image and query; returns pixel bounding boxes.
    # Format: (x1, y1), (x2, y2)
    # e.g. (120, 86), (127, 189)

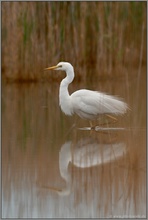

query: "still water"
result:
(2, 69), (146, 218)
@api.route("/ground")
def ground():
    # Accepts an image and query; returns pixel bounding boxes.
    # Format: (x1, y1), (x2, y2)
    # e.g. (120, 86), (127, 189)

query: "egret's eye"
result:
(58, 65), (62, 68)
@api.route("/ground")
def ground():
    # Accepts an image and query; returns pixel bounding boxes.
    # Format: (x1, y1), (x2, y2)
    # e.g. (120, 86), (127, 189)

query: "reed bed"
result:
(2, 2), (146, 82)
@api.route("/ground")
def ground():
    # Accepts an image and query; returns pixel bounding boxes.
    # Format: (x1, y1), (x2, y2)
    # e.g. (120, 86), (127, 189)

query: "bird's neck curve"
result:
(59, 66), (74, 115)
(61, 67), (74, 88)
(60, 66), (74, 95)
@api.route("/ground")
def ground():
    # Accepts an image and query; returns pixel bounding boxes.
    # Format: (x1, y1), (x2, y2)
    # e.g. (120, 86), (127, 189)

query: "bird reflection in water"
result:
(41, 131), (127, 196)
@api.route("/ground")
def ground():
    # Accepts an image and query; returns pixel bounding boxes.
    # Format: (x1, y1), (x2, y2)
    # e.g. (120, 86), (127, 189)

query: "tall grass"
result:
(2, 2), (146, 81)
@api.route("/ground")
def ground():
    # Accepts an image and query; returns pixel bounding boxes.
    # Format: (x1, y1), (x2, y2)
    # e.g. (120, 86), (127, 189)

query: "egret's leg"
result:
(89, 121), (100, 131)
(96, 114), (118, 126)
(95, 117), (117, 127)
(64, 123), (76, 139)
(106, 114), (118, 122)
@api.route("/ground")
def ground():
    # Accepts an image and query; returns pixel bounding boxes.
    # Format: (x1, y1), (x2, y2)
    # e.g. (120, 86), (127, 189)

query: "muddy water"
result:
(2, 69), (146, 218)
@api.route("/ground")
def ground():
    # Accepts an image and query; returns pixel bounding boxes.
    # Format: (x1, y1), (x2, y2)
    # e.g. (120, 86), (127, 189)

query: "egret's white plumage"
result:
(45, 62), (128, 120)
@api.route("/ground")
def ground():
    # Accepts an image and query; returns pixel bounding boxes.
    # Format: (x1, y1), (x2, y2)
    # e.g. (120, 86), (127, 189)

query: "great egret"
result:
(45, 62), (129, 120)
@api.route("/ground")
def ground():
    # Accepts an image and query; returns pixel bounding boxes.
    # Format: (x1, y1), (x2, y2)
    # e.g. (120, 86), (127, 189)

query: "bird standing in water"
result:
(45, 62), (128, 122)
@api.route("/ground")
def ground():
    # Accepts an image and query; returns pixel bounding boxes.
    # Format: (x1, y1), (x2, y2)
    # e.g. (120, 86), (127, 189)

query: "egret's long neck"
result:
(59, 67), (74, 115)
(60, 67), (74, 90)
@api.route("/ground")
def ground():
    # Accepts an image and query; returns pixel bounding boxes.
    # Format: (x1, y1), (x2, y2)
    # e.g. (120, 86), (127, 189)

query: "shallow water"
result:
(2, 69), (146, 218)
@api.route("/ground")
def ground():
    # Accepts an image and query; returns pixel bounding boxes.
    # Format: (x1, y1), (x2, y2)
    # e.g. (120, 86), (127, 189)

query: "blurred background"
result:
(2, 1), (146, 81)
(2, 2), (146, 218)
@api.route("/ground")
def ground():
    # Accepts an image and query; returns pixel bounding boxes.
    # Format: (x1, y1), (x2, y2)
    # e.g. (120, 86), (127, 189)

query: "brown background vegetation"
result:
(2, 1), (146, 81)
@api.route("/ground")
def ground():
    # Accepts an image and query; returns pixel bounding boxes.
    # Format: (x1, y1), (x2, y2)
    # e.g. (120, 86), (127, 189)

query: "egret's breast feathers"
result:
(59, 96), (74, 116)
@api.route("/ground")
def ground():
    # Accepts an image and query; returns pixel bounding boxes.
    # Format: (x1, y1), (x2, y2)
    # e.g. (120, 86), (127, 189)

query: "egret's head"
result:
(45, 62), (73, 72)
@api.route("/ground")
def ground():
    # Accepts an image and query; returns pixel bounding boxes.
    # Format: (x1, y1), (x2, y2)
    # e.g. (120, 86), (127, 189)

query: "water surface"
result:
(2, 69), (146, 218)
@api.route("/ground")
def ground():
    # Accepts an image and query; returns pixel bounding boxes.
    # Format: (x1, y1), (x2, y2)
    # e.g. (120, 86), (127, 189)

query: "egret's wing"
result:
(71, 89), (128, 117)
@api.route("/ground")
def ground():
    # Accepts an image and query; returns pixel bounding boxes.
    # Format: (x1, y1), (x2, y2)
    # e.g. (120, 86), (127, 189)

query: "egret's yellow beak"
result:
(44, 65), (58, 71)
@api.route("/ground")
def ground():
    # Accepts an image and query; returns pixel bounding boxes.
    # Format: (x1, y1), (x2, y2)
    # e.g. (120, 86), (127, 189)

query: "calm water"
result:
(2, 68), (146, 218)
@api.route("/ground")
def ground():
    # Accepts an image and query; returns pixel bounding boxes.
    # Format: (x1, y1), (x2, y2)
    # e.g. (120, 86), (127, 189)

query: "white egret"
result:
(45, 62), (129, 120)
